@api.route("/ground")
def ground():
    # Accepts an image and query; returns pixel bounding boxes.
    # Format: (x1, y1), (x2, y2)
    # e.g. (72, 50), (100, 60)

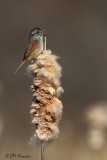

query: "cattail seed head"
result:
(28, 50), (63, 146)
(85, 103), (107, 150)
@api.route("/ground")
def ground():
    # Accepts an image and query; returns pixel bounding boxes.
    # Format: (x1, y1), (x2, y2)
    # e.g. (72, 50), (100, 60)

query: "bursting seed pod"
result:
(28, 50), (64, 146)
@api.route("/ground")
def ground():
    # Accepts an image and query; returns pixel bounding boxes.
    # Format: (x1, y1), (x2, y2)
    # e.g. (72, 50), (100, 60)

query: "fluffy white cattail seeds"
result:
(27, 50), (63, 146)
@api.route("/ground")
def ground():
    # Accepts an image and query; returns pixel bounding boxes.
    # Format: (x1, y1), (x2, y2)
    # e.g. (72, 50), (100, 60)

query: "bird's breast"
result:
(31, 39), (43, 59)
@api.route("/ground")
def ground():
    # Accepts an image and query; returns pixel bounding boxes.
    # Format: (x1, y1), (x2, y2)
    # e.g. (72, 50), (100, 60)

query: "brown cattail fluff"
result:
(27, 50), (64, 146)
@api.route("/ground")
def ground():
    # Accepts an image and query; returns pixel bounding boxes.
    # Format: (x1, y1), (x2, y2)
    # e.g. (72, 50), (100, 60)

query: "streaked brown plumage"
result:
(14, 27), (45, 74)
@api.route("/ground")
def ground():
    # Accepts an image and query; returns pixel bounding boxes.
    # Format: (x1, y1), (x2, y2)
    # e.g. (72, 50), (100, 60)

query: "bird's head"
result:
(29, 27), (45, 41)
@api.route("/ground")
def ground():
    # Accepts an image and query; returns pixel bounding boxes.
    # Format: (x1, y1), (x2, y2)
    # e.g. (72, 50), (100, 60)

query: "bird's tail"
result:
(14, 60), (26, 74)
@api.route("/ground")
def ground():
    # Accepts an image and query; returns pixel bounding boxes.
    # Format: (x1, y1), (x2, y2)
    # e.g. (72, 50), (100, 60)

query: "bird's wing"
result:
(23, 40), (39, 60)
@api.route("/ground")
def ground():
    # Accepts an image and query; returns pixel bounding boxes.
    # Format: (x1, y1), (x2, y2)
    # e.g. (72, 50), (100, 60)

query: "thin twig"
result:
(40, 36), (46, 160)
(44, 36), (46, 50)
(41, 143), (44, 160)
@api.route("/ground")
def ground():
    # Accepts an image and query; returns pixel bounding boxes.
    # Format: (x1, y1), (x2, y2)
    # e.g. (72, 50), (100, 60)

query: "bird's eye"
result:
(36, 31), (39, 33)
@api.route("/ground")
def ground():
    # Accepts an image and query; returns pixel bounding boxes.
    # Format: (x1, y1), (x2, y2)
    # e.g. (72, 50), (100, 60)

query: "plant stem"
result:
(41, 143), (44, 160)
(40, 36), (46, 160)
(44, 37), (46, 50)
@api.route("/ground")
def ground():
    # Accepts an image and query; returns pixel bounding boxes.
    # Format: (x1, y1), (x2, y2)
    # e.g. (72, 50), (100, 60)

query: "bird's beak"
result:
(40, 30), (46, 35)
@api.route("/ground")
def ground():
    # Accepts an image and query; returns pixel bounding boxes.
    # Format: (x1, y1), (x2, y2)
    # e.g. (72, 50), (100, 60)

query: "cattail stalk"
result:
(40, 36), (46, 160)
(44, 37), (46, 51)
(41, 143), (44, 160)
(27, 38), (63, 160)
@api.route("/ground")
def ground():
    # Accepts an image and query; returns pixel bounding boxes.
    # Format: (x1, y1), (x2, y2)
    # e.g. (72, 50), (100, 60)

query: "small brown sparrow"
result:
(14, 27), (45, 74)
